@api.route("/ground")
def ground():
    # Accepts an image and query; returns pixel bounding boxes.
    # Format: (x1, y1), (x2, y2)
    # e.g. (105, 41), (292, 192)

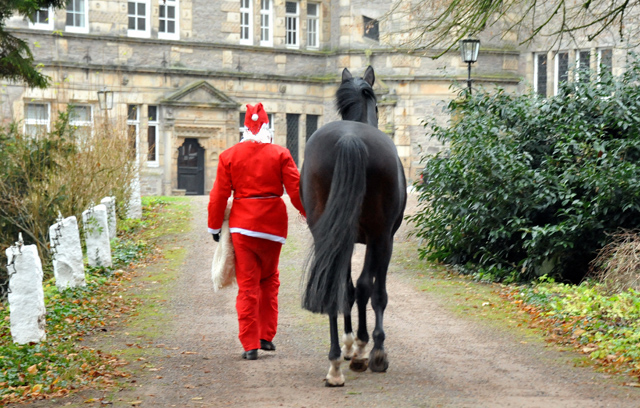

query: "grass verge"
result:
(0, 197), (186, 405)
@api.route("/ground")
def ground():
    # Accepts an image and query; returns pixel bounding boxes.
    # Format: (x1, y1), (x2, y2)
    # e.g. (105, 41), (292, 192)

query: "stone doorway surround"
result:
(158, 80), (240, 195)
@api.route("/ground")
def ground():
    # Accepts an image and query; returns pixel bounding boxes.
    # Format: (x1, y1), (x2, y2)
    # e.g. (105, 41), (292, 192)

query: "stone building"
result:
(3, 1), (536, 195)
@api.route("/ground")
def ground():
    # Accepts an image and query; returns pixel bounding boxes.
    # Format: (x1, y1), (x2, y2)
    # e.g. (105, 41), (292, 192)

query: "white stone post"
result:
(100, 196), (117, 239)
(82, 204), (112, 268)
(127, 171), (142, 220)
(50, 214), (86, 290)
(6, 235), (46, 344)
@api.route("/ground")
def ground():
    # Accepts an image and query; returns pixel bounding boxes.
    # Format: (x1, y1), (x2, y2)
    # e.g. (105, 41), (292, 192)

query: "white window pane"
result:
(27, 104), (48, 120)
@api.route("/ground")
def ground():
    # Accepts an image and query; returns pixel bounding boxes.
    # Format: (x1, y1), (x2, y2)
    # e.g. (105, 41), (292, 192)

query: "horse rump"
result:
(301, 134), (368, 315)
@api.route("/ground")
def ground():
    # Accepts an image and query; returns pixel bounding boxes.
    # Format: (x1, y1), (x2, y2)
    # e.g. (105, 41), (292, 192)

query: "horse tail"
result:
(302, 134), (368, 315)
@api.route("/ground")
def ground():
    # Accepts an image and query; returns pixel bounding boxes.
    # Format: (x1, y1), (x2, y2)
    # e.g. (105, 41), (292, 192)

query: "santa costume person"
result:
(208, 103), (306, 360)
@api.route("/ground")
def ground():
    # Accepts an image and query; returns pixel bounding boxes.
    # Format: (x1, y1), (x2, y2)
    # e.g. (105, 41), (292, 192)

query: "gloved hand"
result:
(212, 233), (220, 243)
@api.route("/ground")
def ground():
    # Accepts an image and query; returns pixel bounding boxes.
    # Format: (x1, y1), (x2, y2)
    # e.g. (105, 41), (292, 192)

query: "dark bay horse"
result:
(300, 66), (407, 387)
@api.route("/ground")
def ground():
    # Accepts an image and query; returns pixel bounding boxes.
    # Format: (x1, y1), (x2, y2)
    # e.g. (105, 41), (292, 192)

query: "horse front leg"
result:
(325, 313), (345, 387)
(342, 271), (356, 361)
(368, 237), (392, 373)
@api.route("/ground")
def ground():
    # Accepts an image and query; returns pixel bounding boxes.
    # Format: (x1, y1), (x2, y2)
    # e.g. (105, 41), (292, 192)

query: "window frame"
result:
(24, 102), (51, 137)
(65, 0), (89, 34)
(259, 0), (273, 47)
(597, 48), (613, 77)
(240, 0), (253, 45)
(147, 105), (159, 166)
(29, 7), (54, 30)
(285, 1), (299, 49)
(533, 52), (548, 98)
(554, 51), (569, 95)
(363, 15), (379, 42)
(127, 105), (140, 159)
(127, 0), (151, 39)
(576, 49), (591, 83)
(68, 104), (93, 138)
(158, 0), (180, 40)
(307, 3), (319, 49)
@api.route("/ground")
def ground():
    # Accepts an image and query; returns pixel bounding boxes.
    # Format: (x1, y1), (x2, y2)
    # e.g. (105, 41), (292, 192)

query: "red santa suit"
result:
(208, 103), (305, 352)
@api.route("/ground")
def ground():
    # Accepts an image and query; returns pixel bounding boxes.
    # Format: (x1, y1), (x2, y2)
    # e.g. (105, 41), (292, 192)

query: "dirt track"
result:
(22, 195), (640, 407)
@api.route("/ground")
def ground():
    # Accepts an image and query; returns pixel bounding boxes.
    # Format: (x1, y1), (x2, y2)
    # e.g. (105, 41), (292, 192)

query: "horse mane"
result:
(335, 78), (377, 122)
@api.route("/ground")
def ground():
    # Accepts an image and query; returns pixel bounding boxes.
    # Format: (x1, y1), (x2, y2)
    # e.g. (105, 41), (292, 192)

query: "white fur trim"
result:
(241, 123), (273, 144)
(208, 227), (221, 234)
(251, 113), (259, 121)
(229, 228), (286, 244)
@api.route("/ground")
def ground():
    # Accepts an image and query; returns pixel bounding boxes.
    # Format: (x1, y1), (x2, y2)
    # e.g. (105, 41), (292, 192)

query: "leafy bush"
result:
(0, 113), (135, 288)
(411, 55), (640, 282)
(506, 278), (640, 380)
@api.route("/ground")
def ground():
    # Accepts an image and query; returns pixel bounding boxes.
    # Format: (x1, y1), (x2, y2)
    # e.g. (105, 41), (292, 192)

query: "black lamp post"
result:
(460, 38), (480, 94)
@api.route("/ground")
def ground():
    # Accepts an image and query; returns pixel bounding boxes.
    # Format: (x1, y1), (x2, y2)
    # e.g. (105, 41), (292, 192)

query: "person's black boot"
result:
(242, 349), (258, 360)
(260, 339), (276, 351)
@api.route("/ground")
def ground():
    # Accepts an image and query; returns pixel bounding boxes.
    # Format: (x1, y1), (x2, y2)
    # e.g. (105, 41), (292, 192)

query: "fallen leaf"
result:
(623, 382), (640, 387)
(27, 365), (38, 375)
(31, 384), (42, 393)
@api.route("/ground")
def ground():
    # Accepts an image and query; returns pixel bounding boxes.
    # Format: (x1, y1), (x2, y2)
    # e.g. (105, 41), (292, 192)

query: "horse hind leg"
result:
(367, 237), (392, 373)
(325, 313), (345, 387)
(342, 272), (356, 361)
(349, 268), (372, 373)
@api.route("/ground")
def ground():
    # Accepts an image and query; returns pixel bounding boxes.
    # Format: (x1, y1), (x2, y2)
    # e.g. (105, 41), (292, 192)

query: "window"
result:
(260, 0), (273, 46)
(159, 0), (179, 40)
(598, 48), (613, 76)
(534, 53), (548, 97)
(69, 105), (93, 139)
(286, 113), (300, 164)
(24, 103), (50, 137)
(285, 1), (299, 48)
(66, 0), (88, 33)
(127, 105), (140, 159)
(127, 0), (150, 38)
(147, 105), (159, 164)
(554, 51), (569, 95)
(576, 50), (591, 83)
(239, 111), (273, 141)
(30, 7), (54, 30)
(363, 16), (379, 41)
(240, 0), (253, 45)
(307, 3), (319, 49)
(306, 114), (318, 141)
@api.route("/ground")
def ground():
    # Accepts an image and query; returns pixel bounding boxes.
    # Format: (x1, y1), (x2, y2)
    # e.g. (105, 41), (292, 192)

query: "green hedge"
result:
(411, 54), (640, 282)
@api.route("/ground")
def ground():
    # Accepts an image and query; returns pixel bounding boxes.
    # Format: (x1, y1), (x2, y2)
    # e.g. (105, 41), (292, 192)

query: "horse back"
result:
(301, 121), (407, 239)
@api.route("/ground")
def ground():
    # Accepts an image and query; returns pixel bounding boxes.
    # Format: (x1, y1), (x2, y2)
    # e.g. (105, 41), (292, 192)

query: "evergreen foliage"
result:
(411, 55), (640, 282)
(0, 0), (66, 88)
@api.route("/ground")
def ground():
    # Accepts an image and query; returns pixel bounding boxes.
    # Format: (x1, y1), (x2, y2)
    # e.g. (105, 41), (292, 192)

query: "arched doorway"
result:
(177, 138), (205, 195)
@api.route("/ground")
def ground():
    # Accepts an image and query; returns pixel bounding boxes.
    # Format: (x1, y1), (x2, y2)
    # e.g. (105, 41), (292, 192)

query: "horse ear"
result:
(363, 66), (375, 87)
(342, 68), (352, 82)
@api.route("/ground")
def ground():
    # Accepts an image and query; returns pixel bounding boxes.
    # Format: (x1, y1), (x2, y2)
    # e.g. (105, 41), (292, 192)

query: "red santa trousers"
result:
(231, 233), (282, 351)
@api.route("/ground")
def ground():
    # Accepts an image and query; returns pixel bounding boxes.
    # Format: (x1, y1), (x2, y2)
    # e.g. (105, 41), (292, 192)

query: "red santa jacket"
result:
(208, 140), (306, 243)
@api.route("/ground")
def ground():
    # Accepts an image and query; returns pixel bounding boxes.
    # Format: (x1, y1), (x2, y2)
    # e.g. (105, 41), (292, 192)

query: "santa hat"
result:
(242, 103), (272, 143)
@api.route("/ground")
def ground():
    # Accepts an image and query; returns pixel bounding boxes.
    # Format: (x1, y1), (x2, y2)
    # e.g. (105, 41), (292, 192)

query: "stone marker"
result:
(127, 173), (142, 220)
(82, 204), (112, 268)
(6, 236), (47, 344)
(50, 215), (86, 290)
(100, 196), (117, 239)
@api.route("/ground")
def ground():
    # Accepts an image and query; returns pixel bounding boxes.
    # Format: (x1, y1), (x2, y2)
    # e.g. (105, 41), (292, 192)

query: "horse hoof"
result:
(368, 349), (388, 373)
(325, 377), (345, 387)
(349, 358), (369, 372)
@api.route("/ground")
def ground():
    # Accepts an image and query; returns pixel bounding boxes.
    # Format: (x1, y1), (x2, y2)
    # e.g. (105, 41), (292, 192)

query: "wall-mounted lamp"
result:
(97, 89), (114, 110)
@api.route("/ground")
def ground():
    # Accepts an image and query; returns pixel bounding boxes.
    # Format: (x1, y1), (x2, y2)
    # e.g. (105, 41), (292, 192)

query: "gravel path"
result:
(25, 195), (640, 407)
